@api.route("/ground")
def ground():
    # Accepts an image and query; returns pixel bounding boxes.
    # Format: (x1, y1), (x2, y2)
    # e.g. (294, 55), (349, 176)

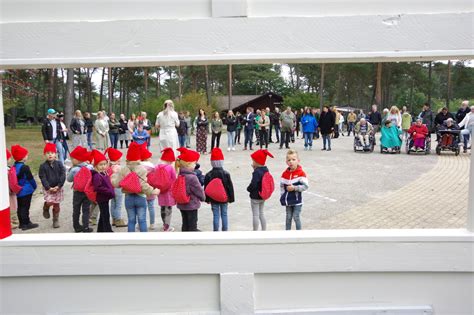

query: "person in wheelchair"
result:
(439, 118), (459, 131)
(354, 118), (373, 148)
(380, 120), (402, 153)
(408, 118), (429, 152)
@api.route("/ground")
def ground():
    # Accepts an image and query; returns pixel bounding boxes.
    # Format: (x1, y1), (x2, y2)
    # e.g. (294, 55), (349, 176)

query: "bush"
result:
(283, 92), (320, 110)
(176, 92), (216, 117)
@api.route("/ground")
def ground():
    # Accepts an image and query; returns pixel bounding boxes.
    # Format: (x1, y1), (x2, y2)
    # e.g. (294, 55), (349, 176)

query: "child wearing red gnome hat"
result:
(140, 146), (157, 230)
(11, 144), (38, 231)
(91, 149), (115, 232)
(67, 146), (94, 232)
(38, 143), (66, 228)
(247, 149), (274, 231)
(105, 148), (127, 228)
(6, 149), (19, 229)
(157, 147), (177, 232)
(204, 148), (235, 231)
(175, 148), (205, 231)
(111, 142), (159, 232)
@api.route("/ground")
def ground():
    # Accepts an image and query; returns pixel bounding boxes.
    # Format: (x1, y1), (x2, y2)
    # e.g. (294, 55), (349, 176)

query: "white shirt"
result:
(50, 118), (57, 139)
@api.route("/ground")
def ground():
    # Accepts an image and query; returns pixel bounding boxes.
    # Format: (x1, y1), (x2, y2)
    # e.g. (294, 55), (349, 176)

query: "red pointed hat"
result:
(126, 142), (142, 161)
(178, 148), (200, 163)
(251, 149), (274, 166)
(92, 149), (107, 166)
(11, 144), (28, 162)
(43, 143), (57, 154)
(161, 147), (176, 162)
(105, 147), (123, 162)
(141, 147), (153, 160)
(70, 146), (90, 162)
(210, 148), (224, 161)
(6, 149), (12, 160)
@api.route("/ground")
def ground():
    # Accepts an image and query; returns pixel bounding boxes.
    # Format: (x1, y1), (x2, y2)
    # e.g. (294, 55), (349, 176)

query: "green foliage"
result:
(176, 92), (216, 116)
(283, 92), (320, 110)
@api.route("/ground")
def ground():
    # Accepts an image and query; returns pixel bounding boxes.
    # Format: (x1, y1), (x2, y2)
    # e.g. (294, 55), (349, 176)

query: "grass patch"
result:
(5, 126), (45, 174)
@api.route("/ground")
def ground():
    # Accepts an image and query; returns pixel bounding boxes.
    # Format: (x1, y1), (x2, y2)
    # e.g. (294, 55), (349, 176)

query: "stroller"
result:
(354, 132), (375, 152)
(435, 129), (461, 156)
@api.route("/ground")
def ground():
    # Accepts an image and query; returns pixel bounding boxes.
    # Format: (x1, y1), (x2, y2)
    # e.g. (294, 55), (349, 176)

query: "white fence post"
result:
(220, 273), (255, 315)
(468, 152), (474, 232)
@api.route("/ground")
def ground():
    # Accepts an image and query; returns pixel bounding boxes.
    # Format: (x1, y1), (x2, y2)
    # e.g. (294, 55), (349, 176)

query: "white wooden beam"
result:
(468, 152), (474, 232)
(212, 0), (247, 17)
(1, 13), (472, 69)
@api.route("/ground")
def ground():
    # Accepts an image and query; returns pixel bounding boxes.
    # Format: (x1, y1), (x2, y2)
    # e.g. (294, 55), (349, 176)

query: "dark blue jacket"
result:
(243, 112), (256, 130)
(14, 162), (37, 197)
(246, 166), (269, 200)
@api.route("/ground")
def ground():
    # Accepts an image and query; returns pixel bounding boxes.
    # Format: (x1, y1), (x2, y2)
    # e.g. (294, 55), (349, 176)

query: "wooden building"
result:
(215, 92), (283, 114)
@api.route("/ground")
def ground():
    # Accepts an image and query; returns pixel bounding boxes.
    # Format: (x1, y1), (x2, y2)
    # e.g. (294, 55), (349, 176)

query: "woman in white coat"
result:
(155, 100), (180, 152)
(459, 106), (474, 153)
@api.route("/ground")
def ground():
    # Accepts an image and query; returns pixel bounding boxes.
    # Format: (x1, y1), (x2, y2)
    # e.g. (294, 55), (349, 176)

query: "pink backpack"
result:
(147, 165), (172, 192)
(8, 167), (22, 194)
(84, 176), (97, 203)
(73, 167), (91, 192)
(119, 172), (142, 194)
(259, 172), (275, 200)
(205, 178), (228, 203)
(171, 175), (190, 204)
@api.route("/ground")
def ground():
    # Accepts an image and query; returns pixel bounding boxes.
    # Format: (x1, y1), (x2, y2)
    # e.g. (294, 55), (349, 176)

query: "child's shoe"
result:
(113, 218), (127, 227)
(53, 215), (60, 228)
(90, 217), (97, 226)
(43, 205), (50, 219)
(149, 224), (156, 230)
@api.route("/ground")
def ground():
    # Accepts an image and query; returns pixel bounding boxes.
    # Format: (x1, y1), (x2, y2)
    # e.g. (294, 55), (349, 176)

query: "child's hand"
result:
(152, 188), (160, 195)
(287, 185), (295, 192)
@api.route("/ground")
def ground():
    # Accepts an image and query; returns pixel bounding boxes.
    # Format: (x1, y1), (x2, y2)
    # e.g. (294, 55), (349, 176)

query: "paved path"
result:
(13, 133), (470, 233)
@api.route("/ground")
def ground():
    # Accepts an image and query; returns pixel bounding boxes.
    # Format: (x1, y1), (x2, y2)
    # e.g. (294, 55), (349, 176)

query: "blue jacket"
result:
(246, 166), (269, 200)
(14, 162), (37, 197)
(132, 130), (150, 145)
(301, 114), (318, 133)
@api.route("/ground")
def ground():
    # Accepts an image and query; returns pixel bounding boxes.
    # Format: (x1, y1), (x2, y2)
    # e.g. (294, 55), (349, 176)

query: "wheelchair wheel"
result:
(455, 147), (460, 156)
(436, 145), (441, 155)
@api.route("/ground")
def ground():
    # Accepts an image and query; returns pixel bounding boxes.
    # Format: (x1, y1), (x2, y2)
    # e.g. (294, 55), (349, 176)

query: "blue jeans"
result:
(211, 203), (228, 231)
(86, 132), (93, 149)
(244, 128), (254, 149)
(109, 133), (119, 149)
(110, 188), (123, 220)
(54, 140), (65, 164)
(322, 134), (331, 149)
(286, 205), (302, 230)
(124, 194), (148, 232)
(304, 132), (313, 148)
(227, 131), (236, 148)
(147, 198), (156, 225)
(461, 125), (473, 149)
(347, 122), (355, 136)
(178, 135), (186, 148)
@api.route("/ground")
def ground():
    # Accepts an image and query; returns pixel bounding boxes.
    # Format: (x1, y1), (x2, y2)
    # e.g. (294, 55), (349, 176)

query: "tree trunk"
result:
(52, 68), (58, 107)
(77, 68), (81, 110)
(156, 68), (161, 97)
(178, 66), (182, 101)
(47, 69), (54, 108)
(144, 68), (148, 101)
(428, 62), (432, 104)
(65, 69), (75, 129)
(33, 71), (42, 124)
(204, 65), (211, 106)
(85, 69), (92, 113)
(168, 68), (173, 99)
(99, 67), (105, 111)
(126, 88), (130, 117)
(319, 64), (325, 111)
(446, 60), (452, 110)
(375, 63), (383, 106)
(228, 64), (233, 110)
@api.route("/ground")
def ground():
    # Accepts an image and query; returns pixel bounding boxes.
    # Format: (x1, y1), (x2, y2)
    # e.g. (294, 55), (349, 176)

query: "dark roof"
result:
(215, 92), (283, 111)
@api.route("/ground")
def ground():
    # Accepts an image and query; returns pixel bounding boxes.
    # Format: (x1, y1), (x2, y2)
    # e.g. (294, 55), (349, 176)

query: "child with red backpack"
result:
(156, 148), (177, 232)
(280, 149), (309, 230)
(247, 149), (275, 231)
(38, 143), (66, 228)
(173, 148), (205, 232)
(67, 146), (94, 232)
(140, 147), (157, 230)
(105, 148), (127, 228)
(6, 149), (19, 229)
(91, 150), (115, 232)
(11, 145), (38, 231)
(111, 142), (159, 232)
(204, 148), (234, 231)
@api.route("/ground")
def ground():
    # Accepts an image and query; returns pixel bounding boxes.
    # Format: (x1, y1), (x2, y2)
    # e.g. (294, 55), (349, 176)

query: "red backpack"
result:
(8, 167), (22, 194)
(73, 167), (91, 192)
(205, 178), (228, 203)
(119, 172), (142, 194)
(147, 165), (172, 192)
(84, 176), (97, 203)
(171, 175), (190, 204)
(259, 172), (275, 200)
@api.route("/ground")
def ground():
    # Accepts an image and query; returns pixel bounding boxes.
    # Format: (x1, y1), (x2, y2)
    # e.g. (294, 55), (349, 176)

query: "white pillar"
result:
(0, 71), (12, 238)
(220, 273), (255, 315)
(468, 151), (474, 232)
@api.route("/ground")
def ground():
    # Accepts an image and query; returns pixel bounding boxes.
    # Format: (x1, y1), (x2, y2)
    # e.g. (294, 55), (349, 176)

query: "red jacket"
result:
(408, 124), (428, 140)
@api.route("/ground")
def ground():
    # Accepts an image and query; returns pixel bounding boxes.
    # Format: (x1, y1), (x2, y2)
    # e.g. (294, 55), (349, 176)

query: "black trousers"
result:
(72, 191), (91, 231)
(97, 201), (113, 232)
(235, 128), (242, 144)
(244, 128), (254, 149)
(259, 129), (268, 148)
(280, 131), (291, 148)
(211, 132), (221, 149)
(17, 194), (33, 226)
(180, 210), (198, 232)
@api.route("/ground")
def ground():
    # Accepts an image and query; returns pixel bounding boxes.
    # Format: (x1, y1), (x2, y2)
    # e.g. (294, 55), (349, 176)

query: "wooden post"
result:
(228, 64), (232, 110)
(319, 63), (325, 111)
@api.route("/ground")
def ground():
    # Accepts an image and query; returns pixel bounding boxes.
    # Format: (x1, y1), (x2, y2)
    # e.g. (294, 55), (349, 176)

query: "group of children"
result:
(6, 141), (310, 232)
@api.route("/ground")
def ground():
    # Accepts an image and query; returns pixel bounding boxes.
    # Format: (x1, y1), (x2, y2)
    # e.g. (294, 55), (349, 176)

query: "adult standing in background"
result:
(58, 113), (70, 162)
(184, 111), (192, 148)
(211, 112), (223, 150)
(42, 108), (65, 164)
(195, 108), (209, 154)
(224, 110), (237, 151)
(279, 106), (295, 150)
(108, 113), (121, 149)
(419, 103), (434, 133)
(70, 110), (87, 150)
(235, 111), (243, 145)
(94, 111), (110, 151)
(319, 106), (335, 151)
(118, 113), (130, 149)
(387, 106), (402, 129)
(128, 113), (137, 141)
(367, 104), (382, 134)
(155, 100), (180, 152)
(358, 109), (366, 121)
(243, 107), (256, 151)
(83, 112), (94, 149)
(459, 106), (474, 153)
(401, 109), (412, 141)
(346, 110), (357, 136)
(456, 100), (470, 124)
(140, 112), (152, 148)
(258, 108), (270, 149)
(269, 107), (281, 144)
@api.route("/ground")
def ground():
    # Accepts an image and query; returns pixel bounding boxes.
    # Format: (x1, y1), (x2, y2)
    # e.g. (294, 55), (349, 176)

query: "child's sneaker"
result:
(43, 205), (50, 219)
(149, 224), (156, 230)
(90, 217), (97, 226)
(113, 218), (127, 227)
